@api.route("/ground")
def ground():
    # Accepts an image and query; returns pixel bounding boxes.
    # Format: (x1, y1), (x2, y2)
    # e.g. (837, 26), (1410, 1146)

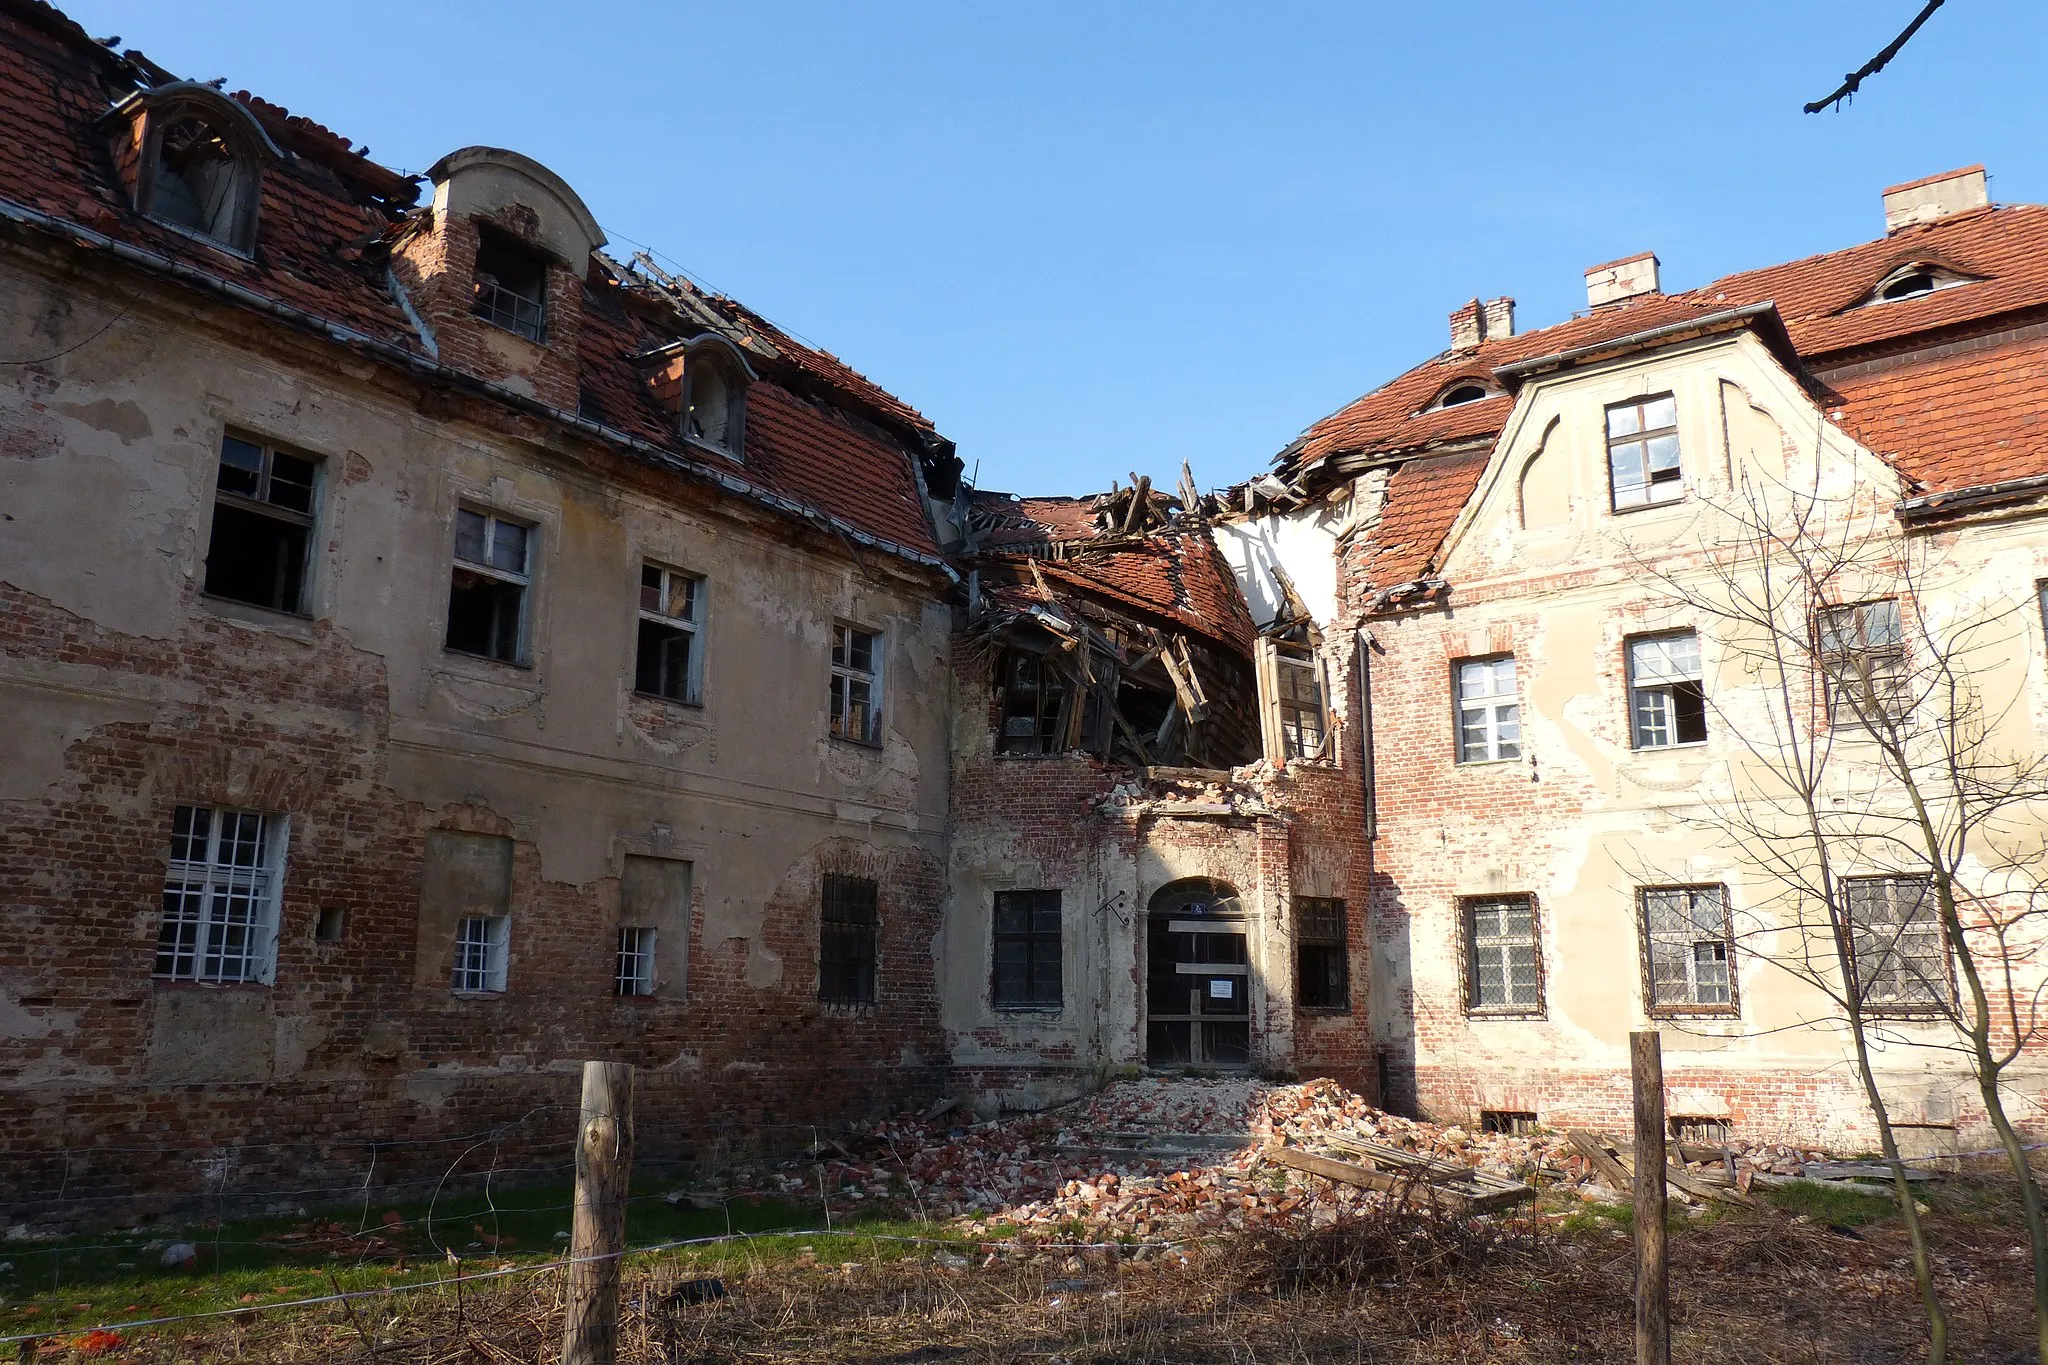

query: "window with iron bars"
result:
(1463, 894), (1541, 1013)
(470, 234), (547, 343)
(154, 805), (286, 985)
(615, 926), (656, 997)
(1640, 885), (1736, 1013)
(1817, 599), (1910, 727)
(1295, 897), (1349, 1010)
(451, 914), (509, 994)
(819, 874), (879, 1005)
(991, 889), (1062, 1009)
(1843, 875), (1950, 1013)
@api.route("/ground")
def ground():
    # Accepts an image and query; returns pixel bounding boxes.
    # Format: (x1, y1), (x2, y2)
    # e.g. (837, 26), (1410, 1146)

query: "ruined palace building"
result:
(4, 0), (2047, 1216)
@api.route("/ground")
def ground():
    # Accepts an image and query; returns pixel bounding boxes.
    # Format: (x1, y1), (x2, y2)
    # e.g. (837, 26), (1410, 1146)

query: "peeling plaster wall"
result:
(0, 255), (952, 1224)
(1361, 331), (2048, 1148)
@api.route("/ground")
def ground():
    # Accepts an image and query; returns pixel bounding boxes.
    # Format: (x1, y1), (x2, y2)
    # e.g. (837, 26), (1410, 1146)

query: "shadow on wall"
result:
(1368, 868), (1419, 1116)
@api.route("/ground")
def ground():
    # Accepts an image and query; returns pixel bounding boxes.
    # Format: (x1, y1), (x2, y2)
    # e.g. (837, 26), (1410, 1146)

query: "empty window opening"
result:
(992, 889), (1062, 1010)
(1818, 599), (1910, 726)
(1864, 262), (1973, 307)
(830, 624), (882, 745)
(684, 353), (745, 457)
(1670, 1116), (1732, 1146)
(1882, 270), (1936, 301)
(155, 804), (285, 984)
(471, 233), (547, 343)
(615, 926), (657, 997)
(1844, 875), (1950, 1013)
(819, 874), (879, 1005)
(148, 115), (251, 248)
(1274, 640), (1329, 760)
(1439, 383), (1492, 408)
(1146, 879), (1252, 1067)
(1628, 632), (1707, 748)
(313, 906), (346, 942)
(1607, 394), (1682, 510)
(1480, 1110), (1539, 1135)
(636, 564), (703, 703)
(998, 650), (1070, 755)
(1454, 656), (1520, 763)
(1295, 897), (1349, 1010)
(1641, 885), (1736, 1012)
(447, 508), (531, 663)
(203, 433), (316, 613)
(452, 914), (509, 993)
(1464, 894), (1541, 1013)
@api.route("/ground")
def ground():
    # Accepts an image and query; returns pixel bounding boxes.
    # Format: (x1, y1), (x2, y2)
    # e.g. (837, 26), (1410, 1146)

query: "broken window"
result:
(154, 804), (285, 985)
(1843, 875), (1950, 1013)
(1274, 641), (1329, 761)
(636, 564), (703, 703)
(1817, 599), (1910, 727)
(471, 232), (548, 343)
(830, 624), (882, 745)
(452, 914), (509, 994)
(1627, 632), (1707, 748)
(145, 114), (256, 251)
(446, 508), (531, 663)
(1480, 1110), (1539, 1135)
(1453, 656), (1520, 763)
(1295, 897), (1349, 1010)
(1670, 1116), (1731, 1146)
(997, 650), (1069, 755)
(684, 351), (745, 458)
(991, 889), (1062, 1010)
(1606, 394), (1682, 510)
(615, 926), (656, 997)
(203, 432), (317, 614)
(819, 874), (879, 1005)
(1640, 885), (1736, 1012)
(1463, 894), (1541, 1013)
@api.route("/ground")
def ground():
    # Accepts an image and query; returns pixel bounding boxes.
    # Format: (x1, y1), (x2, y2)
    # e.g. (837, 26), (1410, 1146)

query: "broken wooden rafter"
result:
(1566, 1131), (1754, 1207)
(1262, 1141), (1534, 1216)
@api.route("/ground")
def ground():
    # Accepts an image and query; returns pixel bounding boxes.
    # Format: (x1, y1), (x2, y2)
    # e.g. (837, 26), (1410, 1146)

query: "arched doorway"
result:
(1145, 878), (1251, 1066)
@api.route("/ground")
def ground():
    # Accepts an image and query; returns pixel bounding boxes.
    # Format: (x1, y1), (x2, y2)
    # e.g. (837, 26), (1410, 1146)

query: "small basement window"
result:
(203, 432), (317, 613)
(471, 233), (548, 343)
(1670, 1116), (1732, 1146)
(1480, 1110), (1539, 1136)
(446, 508), (532, 663)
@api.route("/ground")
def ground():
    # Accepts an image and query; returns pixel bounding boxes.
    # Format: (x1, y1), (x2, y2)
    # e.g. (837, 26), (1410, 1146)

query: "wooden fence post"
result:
(1631, 1030), (1669, 1365)
(561, 1061), (635, 1365)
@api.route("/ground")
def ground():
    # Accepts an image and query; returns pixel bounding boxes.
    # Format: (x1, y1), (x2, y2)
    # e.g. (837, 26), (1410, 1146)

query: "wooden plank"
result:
(1572, 1129), (1754, 1207)
(561, 1061), (635, 1365)
(1804, 1161), (1932, 1182)
(1568, 1130), (1635, 1191)
(1265, 1144), (1533, 1215)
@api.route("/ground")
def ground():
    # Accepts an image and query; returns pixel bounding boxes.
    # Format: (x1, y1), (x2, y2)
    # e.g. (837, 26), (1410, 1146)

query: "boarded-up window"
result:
(992, 889), (1062, 1009)
(819, 874), (878, 1005)
(619, 854), (691, 999)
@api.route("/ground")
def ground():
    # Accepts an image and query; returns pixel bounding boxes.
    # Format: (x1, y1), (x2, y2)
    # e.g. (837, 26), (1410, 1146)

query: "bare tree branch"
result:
(1805, 0), (1947, 113)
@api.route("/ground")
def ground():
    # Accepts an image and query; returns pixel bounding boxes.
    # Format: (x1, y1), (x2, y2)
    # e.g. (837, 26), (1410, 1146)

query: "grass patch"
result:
(1758, 1180), (1899, 1227)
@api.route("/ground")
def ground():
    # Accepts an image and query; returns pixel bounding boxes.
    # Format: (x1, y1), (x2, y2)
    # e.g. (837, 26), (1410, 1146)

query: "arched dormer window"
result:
(110, 84), (280, 255)
(1425, 377), (1502, 412)
(1857, 260), (1978, 308)
(681, 336), (754, 461)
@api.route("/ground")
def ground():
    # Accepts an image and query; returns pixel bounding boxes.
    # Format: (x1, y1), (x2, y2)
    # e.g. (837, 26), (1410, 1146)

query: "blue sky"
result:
(64, 1), (2046, 496)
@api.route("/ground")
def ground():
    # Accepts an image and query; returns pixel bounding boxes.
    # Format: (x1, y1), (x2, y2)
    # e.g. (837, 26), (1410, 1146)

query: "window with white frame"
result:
(203, 432), (318, 614)
(1606, 394), (1682, 510)
(154, 805), (286, 984)
(451, 914), (509, 993)
(615, 926), (656, 997)
(830, 624), (882, 744)
(446, 508), (532, 663)
(1844, 875), (1950, 1013)
(1628, 632), (1707, 748)
(1817, 599), (1909, 726)
(1463, 894), (1541, 1012)
(1274, 639), (1329, 760)
(1640, 885), (1735, 1012)
(1454, 656), (1520, 763)
(635, 564), (702, 703)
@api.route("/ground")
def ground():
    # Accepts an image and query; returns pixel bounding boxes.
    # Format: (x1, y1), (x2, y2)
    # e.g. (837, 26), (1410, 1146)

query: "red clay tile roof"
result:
(1825, 331), (2048, 493)
(982, 530), (1256, 654)
(0, 0), (945, 562)
(1359, 450), (1491, 589)
(965, 491), (1102, 548)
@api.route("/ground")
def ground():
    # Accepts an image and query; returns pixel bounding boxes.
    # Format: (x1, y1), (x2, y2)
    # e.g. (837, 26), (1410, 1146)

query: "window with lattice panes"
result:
(1274, 640), (1329, 760)
(1606, 394), (1682, 510)
(1844, 875), (1950, 1013)
(1640, 885), (1736, 1012)
(1818, 600), (1910, 727)
(1295, 897), (1349, 1010)
(819, 874), (879, 1005)
(154, 805), (286, 984)
(635, 564), (702, 703)
(1454, 656), (1520, 763)
(992, 890), (1062, 1009)
(1463, 894), (1541, 1012)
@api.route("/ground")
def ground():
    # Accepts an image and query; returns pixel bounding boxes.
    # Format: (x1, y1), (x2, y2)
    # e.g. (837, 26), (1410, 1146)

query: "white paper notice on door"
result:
(1209, 979), (1233, 999)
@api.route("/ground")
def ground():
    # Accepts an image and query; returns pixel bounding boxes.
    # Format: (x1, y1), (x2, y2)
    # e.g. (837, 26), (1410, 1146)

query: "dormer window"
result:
(1859, 261), (1976, 308)
(471, 232), (548, 343)
(681, 340), (750, 460)
(152, 118), (245, 241)
(1426, 379), (1501, 412)
(116, 84), (276, 255)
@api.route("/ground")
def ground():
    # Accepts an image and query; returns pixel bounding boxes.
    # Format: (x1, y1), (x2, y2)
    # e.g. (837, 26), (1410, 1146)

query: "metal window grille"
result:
(1627, 632), (1707, 748)
(1641, 886), (1735, 1010)
(991, 889), (1062, 1009)
(447, 508), (531, 663)
(635, 564), (702, 702)
(1276, 644), (1328, 760)
(1844, 875), (1950, 1012)
(470, 238), (546, 343)
(1606, 394), (1682, 509)
(1454, 656), (1521, 762)
(154, 805), (284, 984)
(1464, 895), (1540, 1011)
(819, 874), (879, 1004)
(615, 926), (657, 997)
(830, 625), (882, 744)
(1481, 1110), (1539, 1136)
(1818, 600), (1910, 726)
(452, 915), (508, 993)
(1295, 897), (1349, 1009)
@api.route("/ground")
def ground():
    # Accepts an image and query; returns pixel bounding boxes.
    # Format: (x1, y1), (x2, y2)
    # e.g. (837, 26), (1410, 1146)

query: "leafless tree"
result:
(1632, 465), (2048, 1363)
(1806, 0), (1947, 113)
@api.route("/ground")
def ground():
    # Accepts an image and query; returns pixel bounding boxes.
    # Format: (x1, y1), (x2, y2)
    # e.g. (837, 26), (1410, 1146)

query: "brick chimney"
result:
(1482, 296), (1515, 340)
(1883, 165), (1989, 234)
(1585, 252), (1660, 308)
(1450, 296), (1517, 351)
